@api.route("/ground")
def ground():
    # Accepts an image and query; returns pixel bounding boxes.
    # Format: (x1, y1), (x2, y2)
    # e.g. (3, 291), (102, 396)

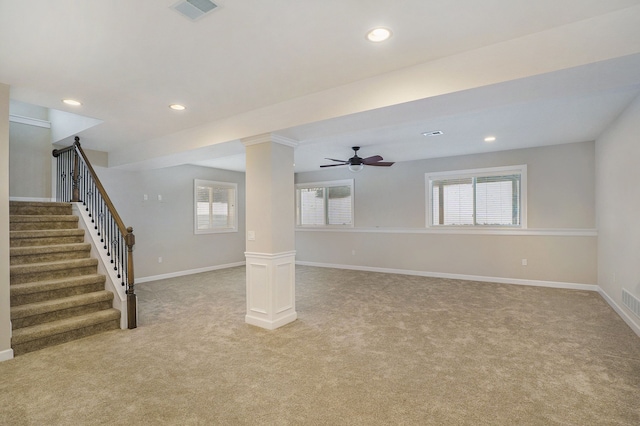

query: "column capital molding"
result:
(241, 133), (298, 148)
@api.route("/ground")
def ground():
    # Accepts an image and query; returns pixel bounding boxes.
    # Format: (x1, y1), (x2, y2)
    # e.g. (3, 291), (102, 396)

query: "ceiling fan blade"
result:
(366, 161), (395, 167)
(362, 155), (383, 164)
(320, 163), (348, 168)
(320, 150), (393, 169)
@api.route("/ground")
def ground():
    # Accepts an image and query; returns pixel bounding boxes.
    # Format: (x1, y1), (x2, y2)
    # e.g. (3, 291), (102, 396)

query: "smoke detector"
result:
(172, 0), (219, 21)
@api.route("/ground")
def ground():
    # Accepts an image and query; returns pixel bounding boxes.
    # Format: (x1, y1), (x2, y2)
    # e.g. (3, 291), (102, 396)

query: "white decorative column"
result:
(243, 134), (297, 330)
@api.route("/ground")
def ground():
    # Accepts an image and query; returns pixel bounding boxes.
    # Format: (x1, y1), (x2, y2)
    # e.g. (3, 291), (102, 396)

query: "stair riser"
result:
(12, 300), (113, 329)
(10, 235), (85, 247)
(11, 282), (105, 306)
(10, 221), (79, 231)
(10, 249), (90, 265)
(11, 266), (98, 285)
(12, 319), (120, 356)
(9, 206), (72, 216)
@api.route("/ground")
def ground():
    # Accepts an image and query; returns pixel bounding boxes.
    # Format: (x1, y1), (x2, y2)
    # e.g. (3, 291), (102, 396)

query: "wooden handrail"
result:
(52, 144), (76, 156)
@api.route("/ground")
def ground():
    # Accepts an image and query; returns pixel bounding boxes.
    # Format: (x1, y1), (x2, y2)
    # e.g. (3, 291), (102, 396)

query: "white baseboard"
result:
(598, 288), (640, 337)
(136, 261), (246, 283)
(296, 261), (598, 291)
(9, 196), (55, 202)
(0, 348), (14, 362)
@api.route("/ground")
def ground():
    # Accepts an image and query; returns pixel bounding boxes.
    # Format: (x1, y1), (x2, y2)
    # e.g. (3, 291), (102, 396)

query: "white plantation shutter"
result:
(194, 180), (238, 233)
(196, 185), (212, 230)
(427, 166), (525, 227)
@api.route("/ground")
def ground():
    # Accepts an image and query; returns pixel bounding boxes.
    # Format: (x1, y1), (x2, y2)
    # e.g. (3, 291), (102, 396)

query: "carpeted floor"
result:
(1, 265), (639, 425)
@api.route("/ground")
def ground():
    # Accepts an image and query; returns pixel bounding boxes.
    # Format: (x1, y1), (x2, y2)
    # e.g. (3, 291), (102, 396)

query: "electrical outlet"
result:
(158, 257), (163, 263)
(521, 259), (528, 266)
(143, 194), (148, 201)
(157, 194), (162, 202)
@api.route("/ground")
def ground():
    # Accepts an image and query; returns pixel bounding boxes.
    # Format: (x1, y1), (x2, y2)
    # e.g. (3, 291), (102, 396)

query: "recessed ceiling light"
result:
(170, 104), (186, 111)
(366, 27), (392, 42)
(62, 99), (82, 106)
(484, 136), (496, 142)
(422, 130), (444, 137)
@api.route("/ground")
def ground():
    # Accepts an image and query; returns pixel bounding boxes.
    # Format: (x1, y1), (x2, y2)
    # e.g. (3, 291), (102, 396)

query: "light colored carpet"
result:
(1, 265), (639, 425)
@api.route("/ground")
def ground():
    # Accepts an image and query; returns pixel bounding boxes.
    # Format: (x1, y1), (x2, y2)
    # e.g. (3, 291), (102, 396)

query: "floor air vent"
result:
(622, 288), (640, 319)
(172, 0), (219, 21)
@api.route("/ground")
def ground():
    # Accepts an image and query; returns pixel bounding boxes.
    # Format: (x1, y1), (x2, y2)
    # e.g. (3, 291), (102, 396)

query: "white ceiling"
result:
(2, 0), (640, 172)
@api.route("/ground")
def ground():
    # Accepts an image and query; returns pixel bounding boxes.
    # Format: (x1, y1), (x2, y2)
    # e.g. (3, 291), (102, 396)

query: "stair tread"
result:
(10, 229), (84, 237)
(11, 243), (91, 255)
(11, 274), (106, 294)
(9, 201), (71, 207)
(11, 291), (114, 319)
(11, 309), (121, 345)
(10, 215), (78, 222)
(9, 202), (73, 217)
(10, 257), (97, 274)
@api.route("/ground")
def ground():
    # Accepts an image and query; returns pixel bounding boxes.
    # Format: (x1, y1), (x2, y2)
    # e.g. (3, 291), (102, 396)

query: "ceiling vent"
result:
(172, 0), (219, 21)
(422, 130), (444, 137)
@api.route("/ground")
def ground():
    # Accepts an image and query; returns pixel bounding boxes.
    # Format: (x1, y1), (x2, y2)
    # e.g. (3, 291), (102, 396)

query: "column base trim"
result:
(245, 311), (297, 330)
(245, 251), (296, 330)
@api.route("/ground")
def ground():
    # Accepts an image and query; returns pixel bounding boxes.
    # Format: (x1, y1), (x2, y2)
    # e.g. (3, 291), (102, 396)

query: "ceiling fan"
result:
(320, 146), (394, 172)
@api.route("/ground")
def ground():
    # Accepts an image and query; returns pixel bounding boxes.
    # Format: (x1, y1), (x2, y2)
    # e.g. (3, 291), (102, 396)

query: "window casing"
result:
(296, 179), (354, 227)
(194, 179), (238, 234)
(426, 165), (527, 228)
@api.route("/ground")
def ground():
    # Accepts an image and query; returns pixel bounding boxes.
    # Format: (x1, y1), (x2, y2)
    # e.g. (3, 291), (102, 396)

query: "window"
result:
(426, 165), (526, 228)
(194, 179), (238, 234)
(296, 179), (354, 227)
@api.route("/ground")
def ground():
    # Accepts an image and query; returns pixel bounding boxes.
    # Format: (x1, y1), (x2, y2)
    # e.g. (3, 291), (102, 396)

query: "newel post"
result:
(71, 136), (81, 202)
(125, 226), (137, 329)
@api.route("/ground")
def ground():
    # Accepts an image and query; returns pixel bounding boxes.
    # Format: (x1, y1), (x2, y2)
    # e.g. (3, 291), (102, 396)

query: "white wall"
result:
(596, 93), (640, 331)
(296, 142), (597, 285)
(95, 164), (246, 280)
(0, 83), (13, 361)
(9, 103), (52, 200)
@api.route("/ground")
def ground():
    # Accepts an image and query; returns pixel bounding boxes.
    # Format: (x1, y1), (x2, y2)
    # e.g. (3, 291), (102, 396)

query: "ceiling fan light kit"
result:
(320, 146), (394, 172)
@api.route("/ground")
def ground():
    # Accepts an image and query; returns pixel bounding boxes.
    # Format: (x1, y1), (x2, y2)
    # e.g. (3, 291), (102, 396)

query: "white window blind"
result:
(194, 179), (238, 234)
(427, 166), (526, 228)
(296, 180), (354, 227)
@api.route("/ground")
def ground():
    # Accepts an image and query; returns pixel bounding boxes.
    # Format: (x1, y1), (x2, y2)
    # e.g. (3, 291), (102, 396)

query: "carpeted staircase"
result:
(9, 201), (121, 356)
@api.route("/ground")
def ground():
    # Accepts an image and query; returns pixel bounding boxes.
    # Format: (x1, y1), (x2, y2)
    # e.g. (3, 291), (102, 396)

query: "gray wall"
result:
(295, 141), (597, 284)
(95, 164), (246, 279)
(596, 93), (640, 331)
